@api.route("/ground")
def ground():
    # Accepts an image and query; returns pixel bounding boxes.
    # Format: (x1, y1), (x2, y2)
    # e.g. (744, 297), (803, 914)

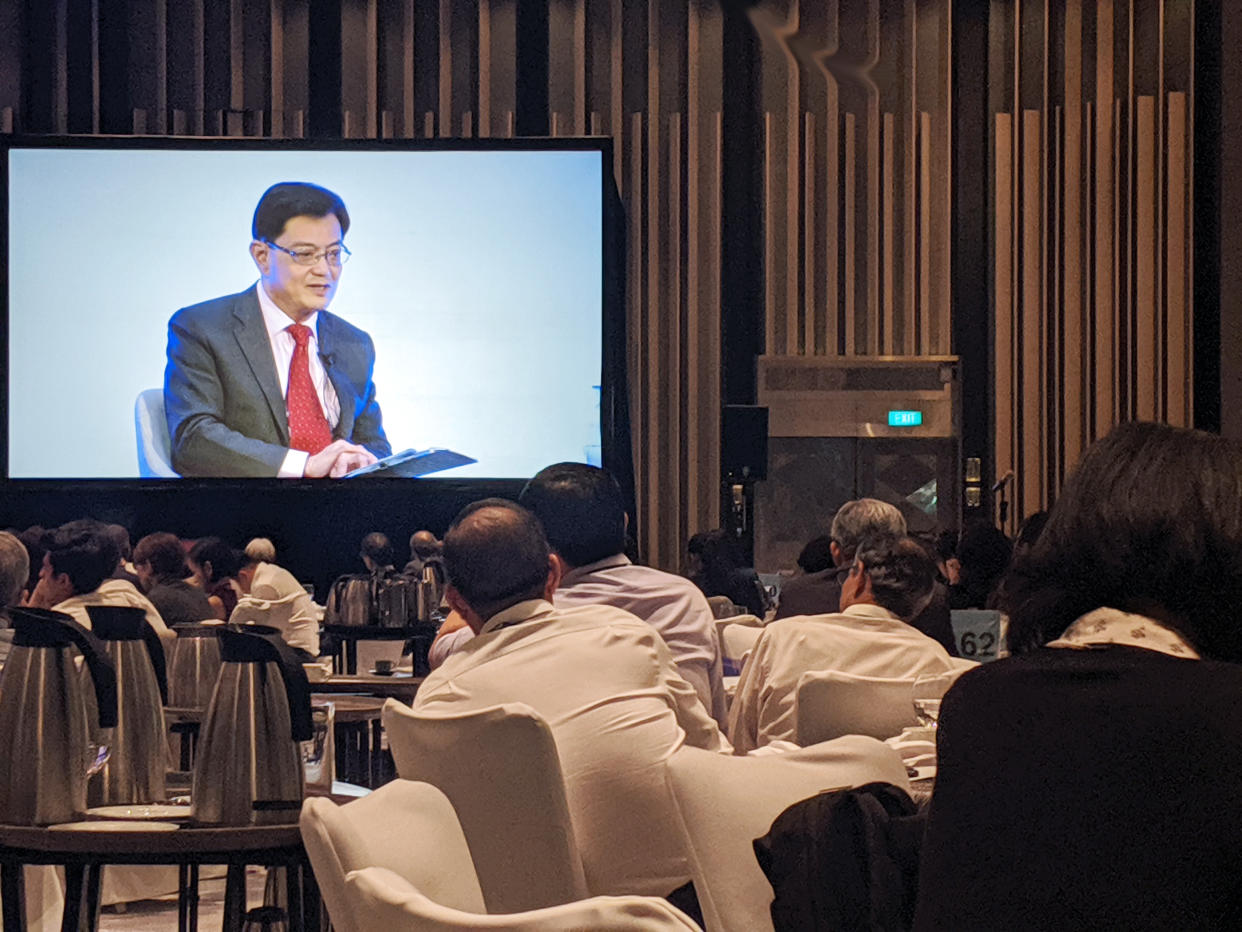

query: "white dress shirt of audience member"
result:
(27, 522), (175, 647)
(230, 558), (322, 659)
(728, 536), (956, 754)
(414, 498), (733, 900)
(428, 463), (728, 726)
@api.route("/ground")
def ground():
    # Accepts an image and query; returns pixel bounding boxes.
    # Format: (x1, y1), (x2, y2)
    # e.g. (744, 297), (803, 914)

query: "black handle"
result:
(12, 608), (119, 730)
(222, 625), (313, 742)
(142, 623), (169, 705)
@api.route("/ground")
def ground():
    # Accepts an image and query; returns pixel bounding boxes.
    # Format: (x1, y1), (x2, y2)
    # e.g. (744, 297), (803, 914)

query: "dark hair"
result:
(58, 519), (121, 570)
(18, 526), (50, 595)
(1002, 422), (1242, 660)
(796, 535), (835, 573)
(444, 499), (551, 618)
(518, 463), (627, 568)
(688, 529), (744, 589)
(252, 182), (350, 242)
(852, 536), (937, 621)
(133, 532), (187, 582)
(954, 522), (1012, 608)
(1014, 510), (1050, 550)
(360, 532), (394, 567)
(188, 537), (244, 582)
(46, 526), (114, 595)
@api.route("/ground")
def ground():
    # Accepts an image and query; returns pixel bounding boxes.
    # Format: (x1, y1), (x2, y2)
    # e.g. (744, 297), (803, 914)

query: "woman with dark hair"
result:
(133, 532), (214, 625)
(186, 537), (244, 620)
(686, 529), (769, 616)
(915, 422), (1242, 929)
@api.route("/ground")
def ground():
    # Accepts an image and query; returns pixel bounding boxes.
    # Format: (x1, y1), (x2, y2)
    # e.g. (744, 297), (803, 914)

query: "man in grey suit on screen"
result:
(164, 181), (391, 478)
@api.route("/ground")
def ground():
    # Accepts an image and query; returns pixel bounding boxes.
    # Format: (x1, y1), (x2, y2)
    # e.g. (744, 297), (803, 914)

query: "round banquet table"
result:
(0, 821), (317, 932)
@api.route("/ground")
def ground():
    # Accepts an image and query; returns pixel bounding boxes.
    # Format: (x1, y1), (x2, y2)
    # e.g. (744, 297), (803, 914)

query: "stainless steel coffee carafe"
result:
(192, 624), (312, 825)
(85, 605), (168, 807)
(166, 624), (223, 711)
(0, 608), (118, 825)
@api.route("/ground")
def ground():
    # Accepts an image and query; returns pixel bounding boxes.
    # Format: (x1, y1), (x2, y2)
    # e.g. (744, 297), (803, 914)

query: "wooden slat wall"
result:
(991, 0), (1195, 533)
(748, 0), (954, 358)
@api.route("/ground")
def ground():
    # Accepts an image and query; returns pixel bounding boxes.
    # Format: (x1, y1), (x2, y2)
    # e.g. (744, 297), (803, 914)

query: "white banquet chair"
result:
(665, 736), (911, 932)
(345, 866), (699, 931)
(381, 699), (588, 913)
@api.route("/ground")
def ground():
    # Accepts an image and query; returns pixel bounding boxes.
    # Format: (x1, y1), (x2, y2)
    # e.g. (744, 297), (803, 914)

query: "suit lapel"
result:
(232, 289), (290, 444)
(316, 312), (356, 440)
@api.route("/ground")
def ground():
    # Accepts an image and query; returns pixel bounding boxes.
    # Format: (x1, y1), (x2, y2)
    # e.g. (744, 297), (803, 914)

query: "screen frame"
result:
(0, 132), (627, 492)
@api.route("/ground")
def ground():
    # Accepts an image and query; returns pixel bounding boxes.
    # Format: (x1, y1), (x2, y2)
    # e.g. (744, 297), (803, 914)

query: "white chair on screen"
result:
(381, 699), (588, 914)
(664, 736), (911, 932)
(134, 388), (177, 478)
(299, 780), (488, 932)
(345, 866), (700, 931)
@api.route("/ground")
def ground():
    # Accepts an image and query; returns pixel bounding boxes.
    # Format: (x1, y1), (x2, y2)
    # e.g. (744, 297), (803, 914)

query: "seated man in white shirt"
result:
(230, 555), (321, 661)
(28, 522), (174, 646)
(729, 535), (957, 753)
(416, 498), (732, 899)
(428, 464), (727, 726)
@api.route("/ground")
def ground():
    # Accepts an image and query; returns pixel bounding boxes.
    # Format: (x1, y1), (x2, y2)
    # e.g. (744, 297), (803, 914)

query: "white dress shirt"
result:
(229, 561), (321, 656)
(556, 555), (728, 727)
(255, 283), (341, 478)
(728, 601), (957, 753)
(54, 578), (174, 645)
(415, 598), (731, 897)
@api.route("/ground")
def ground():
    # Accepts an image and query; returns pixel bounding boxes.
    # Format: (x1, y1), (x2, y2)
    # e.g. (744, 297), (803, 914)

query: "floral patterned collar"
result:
(1046, 606), (1199, 659)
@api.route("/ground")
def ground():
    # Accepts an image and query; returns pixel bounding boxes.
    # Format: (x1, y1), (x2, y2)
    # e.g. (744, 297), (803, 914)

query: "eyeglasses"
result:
(265, 241), (351, 267)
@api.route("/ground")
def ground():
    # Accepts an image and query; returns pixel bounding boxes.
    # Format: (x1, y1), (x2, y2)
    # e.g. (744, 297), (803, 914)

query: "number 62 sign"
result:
(949, 610), (1008, 662)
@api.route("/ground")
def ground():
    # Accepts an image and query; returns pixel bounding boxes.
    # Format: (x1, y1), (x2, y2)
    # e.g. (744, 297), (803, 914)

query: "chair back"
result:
(718, 622), (764, 676)
(382, 699), (588, 913)
(706, 595), (738, 619)
(794, 669), (924, 745)
(345, 866), (701, 930)
(134, 389), (177, 478)
(665, 737), (911, 932)
(299, 779), (486, 932)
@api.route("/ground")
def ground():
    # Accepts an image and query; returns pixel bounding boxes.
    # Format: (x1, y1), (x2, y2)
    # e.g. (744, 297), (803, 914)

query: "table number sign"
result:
(950, 610), (1008, 662)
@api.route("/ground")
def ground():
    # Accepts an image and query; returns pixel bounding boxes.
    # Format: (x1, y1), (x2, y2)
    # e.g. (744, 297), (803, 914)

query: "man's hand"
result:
(304, 440), (379, 478)
(28, 575), (71, 609)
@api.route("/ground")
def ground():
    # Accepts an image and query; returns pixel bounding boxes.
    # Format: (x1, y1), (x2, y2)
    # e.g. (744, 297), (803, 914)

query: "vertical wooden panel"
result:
(918, 111), (931, 355)
(844, 113), (857, 355)
(1094, 0), (1116, 434)
(1166, 90), (1188, 424)
(804, 112), (817, 354)
(1022, 109), (1042, 520)
(882, 111), (895, 355)
(1062, 0), (1084, 469)
(764, 112), (778, 355)
(438, 0), (451, 134)
(478, 0), (490, 135)
(995, 113), (1015, 496)
(666, 111), (682, 557)
(1135, 94), (1157, 419)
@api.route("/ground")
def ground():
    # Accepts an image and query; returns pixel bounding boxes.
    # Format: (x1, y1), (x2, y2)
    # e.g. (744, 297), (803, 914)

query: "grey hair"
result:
(830, 499), (907, 559)
(852, 536), (935, 621)
(244, 538), (277, 564)
(0, 531), (30, 610)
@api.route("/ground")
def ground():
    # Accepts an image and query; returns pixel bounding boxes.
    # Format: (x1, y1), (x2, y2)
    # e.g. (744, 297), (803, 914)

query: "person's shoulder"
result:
(171, 288), (255, 325)
(318, 310), (374, 347)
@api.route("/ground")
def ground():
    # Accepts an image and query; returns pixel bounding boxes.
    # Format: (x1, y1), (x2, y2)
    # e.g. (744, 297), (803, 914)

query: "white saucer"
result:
(85, 804), (193, 821)
(52, 820), (181, 832)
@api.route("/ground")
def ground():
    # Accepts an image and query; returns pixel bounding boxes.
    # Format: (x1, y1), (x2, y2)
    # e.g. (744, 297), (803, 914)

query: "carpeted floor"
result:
(98, 867), (269, 932)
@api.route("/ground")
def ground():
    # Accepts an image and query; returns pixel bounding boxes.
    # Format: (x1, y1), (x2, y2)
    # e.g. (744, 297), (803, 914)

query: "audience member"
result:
(244, 537), (278, 564)
(0, 532), (30, 666)
(402, 530), (446, 585)
(28, 523), (173, 644)
(521, 463), (727, 724)
(230, 551), (321, 661)
(794, 534), (835, 575)
(132, 532), (215, 625)
(16, 526), (49, 599)
(429, 464), (728, 724)
(775, 499), (956, 654)
(414, 498), (730, 899)
(102, 522), (142, 587)
(686, 528), (769, 616)
(916, 421), (1242, 929)
(729, 535), (956, 752)
(187, 537), (244, 620)
(359, 532), (396, 575)
(946, 521), (1012, 610)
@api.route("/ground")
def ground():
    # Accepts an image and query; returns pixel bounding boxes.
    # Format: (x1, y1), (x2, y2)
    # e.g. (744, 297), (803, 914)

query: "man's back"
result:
(415, 598), (729, 897)
(555, 555), (727, 725)
(230, 562), (320, 657)
(728, 603), (955, 752)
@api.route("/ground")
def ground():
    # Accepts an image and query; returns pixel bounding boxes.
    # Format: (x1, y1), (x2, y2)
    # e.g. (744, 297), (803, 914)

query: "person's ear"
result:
(250, 239), (270, 275)
(202, 560), (214, 581)
(445, 585), (485, 634)
(544, 554), (565, 600)
(830, 540), (844, 566)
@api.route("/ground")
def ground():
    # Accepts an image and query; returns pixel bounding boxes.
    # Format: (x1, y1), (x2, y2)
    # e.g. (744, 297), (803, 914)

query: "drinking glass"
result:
(912, 673), (957, 728)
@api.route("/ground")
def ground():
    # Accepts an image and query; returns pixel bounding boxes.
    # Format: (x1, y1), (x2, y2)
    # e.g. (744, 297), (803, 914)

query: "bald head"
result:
(409, 530), (441, 559)
(443, 500), (557, 623)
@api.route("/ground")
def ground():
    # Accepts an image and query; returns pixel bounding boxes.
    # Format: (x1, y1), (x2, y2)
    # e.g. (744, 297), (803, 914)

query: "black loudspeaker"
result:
(722, 405), (769, 480)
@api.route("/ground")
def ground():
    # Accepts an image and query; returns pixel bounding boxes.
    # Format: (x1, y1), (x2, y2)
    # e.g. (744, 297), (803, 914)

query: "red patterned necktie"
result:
(286, 323), (333, 454)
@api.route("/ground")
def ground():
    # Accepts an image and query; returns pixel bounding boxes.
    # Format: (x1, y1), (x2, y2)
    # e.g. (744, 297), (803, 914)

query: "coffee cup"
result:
(373, 659), (394, 675)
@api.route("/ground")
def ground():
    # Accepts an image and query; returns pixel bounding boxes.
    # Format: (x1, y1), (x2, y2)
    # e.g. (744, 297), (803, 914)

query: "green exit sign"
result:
(888, 410), (923, 427)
